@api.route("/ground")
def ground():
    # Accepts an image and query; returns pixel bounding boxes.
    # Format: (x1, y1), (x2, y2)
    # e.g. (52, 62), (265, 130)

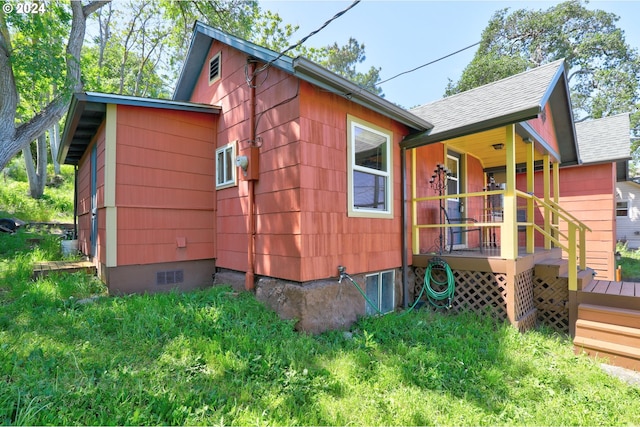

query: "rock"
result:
(256, 277), (365, 334)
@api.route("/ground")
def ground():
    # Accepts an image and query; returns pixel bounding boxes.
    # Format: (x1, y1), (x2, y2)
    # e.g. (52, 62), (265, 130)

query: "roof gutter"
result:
(292, 57), (433, 132)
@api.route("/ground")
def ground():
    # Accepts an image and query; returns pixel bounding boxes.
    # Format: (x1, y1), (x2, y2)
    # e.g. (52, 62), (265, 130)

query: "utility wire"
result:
(377, 40), (481, 86)
(254, 0), (361, 75)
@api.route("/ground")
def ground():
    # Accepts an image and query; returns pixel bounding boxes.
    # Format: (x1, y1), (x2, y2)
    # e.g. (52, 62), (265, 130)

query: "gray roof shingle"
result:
(575, 113), (631, 164)
(408, 59), (565, 140)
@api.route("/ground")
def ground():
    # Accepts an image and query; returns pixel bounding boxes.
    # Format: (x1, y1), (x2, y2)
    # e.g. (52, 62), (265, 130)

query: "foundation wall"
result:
(101, 259), (216, 295)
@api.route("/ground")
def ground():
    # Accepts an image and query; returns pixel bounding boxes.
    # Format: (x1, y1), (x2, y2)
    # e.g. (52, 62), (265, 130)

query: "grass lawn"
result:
(1, 160), (639, 425)
(1, 230), (639, 426)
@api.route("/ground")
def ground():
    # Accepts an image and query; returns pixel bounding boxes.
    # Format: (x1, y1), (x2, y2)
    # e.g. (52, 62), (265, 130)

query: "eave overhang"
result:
(59, 92), (220, 166)
(173, 22), (433, 133)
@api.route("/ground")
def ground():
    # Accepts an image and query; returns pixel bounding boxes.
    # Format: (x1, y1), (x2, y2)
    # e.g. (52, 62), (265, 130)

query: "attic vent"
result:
(209, 53), (221, 84)
(156, 270), (184, 285)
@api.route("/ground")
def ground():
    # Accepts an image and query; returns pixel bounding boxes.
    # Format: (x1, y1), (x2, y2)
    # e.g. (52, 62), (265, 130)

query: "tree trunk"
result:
(0, 1), (109, 171)
(22, 134), (47, 199)
(49, 123), (61, 175)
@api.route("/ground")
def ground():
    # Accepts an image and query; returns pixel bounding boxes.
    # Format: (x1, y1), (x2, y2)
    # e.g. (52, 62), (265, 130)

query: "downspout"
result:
(401, 147), (408, 308)
(245, 60), (258, 291)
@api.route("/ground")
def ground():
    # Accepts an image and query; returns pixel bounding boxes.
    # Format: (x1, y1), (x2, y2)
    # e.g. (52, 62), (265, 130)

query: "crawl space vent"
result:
(156, 270), (184, 285)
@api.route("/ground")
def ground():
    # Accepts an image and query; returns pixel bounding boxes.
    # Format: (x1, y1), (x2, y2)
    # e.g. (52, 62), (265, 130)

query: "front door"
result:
(446, 153), (462, 248)
(90, 144), (98, 258)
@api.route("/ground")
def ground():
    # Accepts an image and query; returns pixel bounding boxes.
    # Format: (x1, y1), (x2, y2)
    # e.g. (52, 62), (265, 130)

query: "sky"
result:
(259, 0), (640, 109)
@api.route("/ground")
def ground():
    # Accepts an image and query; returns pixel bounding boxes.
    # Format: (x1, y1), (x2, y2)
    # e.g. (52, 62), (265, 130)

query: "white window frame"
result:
(215, 141), (236, 189)
(208, 52), (221, 85)
(616, 200), (629, 218)
(365, 270), (395, 315)
(347, 115), (393, 218)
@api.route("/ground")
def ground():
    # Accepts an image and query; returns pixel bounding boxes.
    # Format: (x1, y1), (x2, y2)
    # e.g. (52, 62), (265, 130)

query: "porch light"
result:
(492, 143), (504, 150)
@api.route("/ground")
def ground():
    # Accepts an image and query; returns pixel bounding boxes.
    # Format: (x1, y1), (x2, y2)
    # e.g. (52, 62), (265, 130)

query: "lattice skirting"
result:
(413, 266), (537, 332)
(533, 274), (569, 334)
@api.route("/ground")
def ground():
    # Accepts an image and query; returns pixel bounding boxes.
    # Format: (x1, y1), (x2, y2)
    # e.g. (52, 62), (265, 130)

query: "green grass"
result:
(0, 158), (74, 223)
(1, 161), (639, 425)
(616, 241), (640, 280)
(1, 230), (639, 426)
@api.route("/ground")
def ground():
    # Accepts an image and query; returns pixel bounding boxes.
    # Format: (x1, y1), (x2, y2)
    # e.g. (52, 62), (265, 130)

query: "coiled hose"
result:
(338, 259), (455, 315)
(424, 257), (455, 309)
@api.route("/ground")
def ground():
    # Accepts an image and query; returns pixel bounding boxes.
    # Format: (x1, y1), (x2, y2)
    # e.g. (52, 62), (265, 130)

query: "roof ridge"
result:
(411, 58), (565, 111)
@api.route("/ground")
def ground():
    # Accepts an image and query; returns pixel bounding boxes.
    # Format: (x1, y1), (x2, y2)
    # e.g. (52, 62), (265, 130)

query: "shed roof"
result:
(59, 92), (220, 165)
(574, 113), (631, 165)
(172, 21), (433, 132)
(402, 60), (580, 166)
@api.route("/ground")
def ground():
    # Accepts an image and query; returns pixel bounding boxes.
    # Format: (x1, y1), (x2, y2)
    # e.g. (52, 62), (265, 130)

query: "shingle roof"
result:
(401, 59), (579, 166)
(408, 60), (564, 139)
(574, 113), (631, 164)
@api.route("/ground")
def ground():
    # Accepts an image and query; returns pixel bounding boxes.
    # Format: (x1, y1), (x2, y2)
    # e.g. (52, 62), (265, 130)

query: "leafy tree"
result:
(318, 38), (382, 96)
(0, 0), (108, 195)
(445, 0), (639, 137)
(82, 1), (171, 97)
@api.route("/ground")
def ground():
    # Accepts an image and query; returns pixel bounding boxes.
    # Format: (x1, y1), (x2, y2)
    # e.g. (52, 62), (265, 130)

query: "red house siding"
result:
(190, 40), (414, 283)
(114, 105), (216, 266)
(526, 103), (559, 156)
(298, 81), (410, 281)
(516, 162), (615, 280)
(413, 144), (485, 253)
(75, 126), (106, 265)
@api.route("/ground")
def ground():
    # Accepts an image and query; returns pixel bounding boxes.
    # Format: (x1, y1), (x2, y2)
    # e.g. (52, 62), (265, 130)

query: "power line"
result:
(254, 0), (361, 75)
(377, 41), (481, 86)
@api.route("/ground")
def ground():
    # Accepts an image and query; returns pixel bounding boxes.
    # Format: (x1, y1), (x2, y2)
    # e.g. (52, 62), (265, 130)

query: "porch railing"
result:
(412, 190), (591, 291)
(517, 190), (592, 291)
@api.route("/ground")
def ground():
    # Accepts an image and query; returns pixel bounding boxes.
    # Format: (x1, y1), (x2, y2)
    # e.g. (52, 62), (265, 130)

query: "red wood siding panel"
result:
(298, 81), (411, 281)
(114, 105), (216, 266)
(190, 41), (307, 280)
(414, 144), (445, 253)
(526, 103), (560, 156)
(517, 163), (615, 280)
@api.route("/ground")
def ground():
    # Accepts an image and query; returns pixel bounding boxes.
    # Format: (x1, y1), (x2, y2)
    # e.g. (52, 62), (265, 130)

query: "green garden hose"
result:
(424, 257), (455, 309)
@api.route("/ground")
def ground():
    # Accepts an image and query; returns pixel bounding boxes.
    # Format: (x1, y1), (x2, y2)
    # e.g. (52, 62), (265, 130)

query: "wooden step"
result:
(578, 304), (640, 329)
(575, 319), (640, 348)
(32, 260), (96, 279)
(574, 336), (640, 371)
(534, 258), (568, 278)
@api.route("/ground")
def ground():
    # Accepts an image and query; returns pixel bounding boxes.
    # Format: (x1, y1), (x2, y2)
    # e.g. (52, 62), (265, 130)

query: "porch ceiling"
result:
(444, 127), (545, 169)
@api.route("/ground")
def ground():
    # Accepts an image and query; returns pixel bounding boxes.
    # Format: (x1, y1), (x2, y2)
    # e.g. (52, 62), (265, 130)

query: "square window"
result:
(216, 141), (236, 189)
(347, 115), (393, 218)
(364, 270), (395, 315)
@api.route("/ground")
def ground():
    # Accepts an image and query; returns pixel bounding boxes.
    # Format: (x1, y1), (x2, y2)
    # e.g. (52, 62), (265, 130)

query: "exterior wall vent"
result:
(209, 53), (221, 84)
(156, 270), (184, 285)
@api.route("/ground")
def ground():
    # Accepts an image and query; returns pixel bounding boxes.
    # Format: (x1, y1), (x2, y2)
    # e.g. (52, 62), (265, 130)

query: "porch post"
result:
(543, 154), (552, 249)
(553, 161), (560, 240)
(412, 149), (419, 255)
(501, 124), (518, 260)
(525, 138), (535, 254)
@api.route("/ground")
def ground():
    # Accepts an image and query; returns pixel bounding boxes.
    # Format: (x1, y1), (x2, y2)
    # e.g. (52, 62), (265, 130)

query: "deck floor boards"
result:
(32, 260), (96, 279)
(587, 280), (640, 297)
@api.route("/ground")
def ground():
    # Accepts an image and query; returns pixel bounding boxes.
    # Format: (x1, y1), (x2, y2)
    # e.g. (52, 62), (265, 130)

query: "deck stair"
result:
(533, 257), (640, 371)
(574, 304), (640, 371)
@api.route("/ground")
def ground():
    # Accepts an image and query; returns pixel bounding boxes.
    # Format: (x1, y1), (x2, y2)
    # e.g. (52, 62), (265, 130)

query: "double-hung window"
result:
(347, 115), (393, 218)
(616, 200), (629, 218)
(216, 141), (236, 189)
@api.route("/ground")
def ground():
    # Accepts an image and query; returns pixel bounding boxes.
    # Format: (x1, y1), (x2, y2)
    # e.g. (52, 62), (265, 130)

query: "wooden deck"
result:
(583, 280), (640, 297)
(32, 260), (96, 279)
